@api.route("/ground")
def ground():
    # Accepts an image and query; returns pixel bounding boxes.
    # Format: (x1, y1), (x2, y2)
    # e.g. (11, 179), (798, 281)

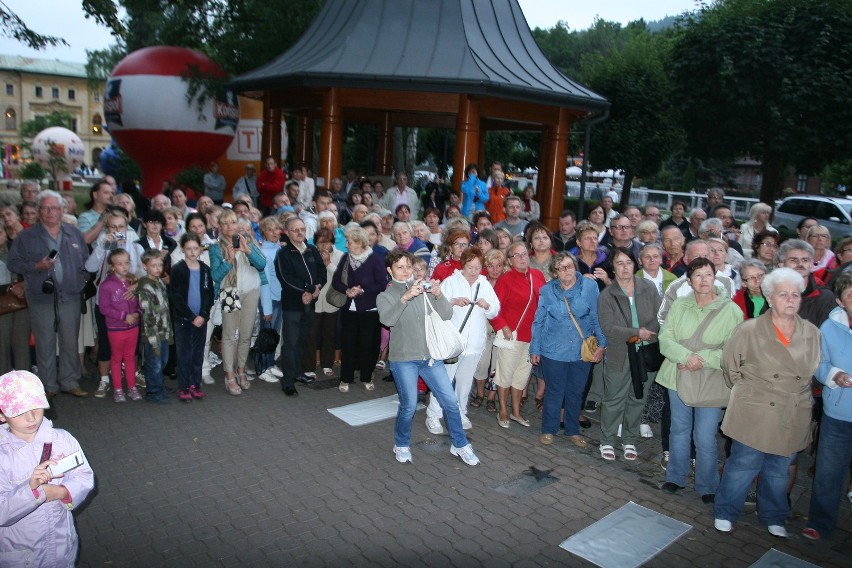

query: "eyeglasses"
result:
(509, 252), (529, 259)
(556, 265), (574, 272)
(452, 242), (470, 248)
(759, 242), (778, 248)
(743, 274), (764, 282)
(611, 225), (631, 231)
(811, 234), (830, 240)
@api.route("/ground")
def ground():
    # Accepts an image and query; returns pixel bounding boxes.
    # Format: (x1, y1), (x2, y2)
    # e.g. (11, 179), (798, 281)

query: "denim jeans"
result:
(539, 357), (590, 437)
(806, 414), (852, 536)
(390, 359), (468, 449)
(143, 340), (170, 399)
(667, 388), (721, 495)
(174, 318), (205, 390)
(715, 440), (795, 526)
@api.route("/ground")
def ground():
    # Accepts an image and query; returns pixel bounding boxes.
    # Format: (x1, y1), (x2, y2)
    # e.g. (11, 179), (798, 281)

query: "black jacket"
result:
(274, 241), (327, 311)
(168, 260), (214, 322)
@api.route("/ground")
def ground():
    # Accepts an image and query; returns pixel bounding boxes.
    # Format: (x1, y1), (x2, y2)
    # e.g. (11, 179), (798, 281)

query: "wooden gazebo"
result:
(229, 0), (608, 227)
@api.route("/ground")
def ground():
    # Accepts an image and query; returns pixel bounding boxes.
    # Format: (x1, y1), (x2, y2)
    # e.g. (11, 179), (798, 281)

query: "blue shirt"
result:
(188, 268), (201, 315)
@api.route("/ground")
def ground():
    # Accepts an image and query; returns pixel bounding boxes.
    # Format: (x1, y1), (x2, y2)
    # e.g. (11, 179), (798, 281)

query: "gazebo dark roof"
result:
(230, 0), (607, 111)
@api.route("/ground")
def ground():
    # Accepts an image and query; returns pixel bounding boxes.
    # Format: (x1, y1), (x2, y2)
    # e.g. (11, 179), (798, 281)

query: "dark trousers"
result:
(280, 309), (314, 389)
(340, 310), (380, 384)
(174, 318), (205, 390)
(302, 311), (338, 371)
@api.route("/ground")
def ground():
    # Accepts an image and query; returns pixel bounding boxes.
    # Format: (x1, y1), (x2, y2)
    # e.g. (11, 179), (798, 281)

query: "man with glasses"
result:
(274, 217), (326, 396)
(608, 215), (642, 259)
(777, 240), (835, 327)
(8, 191), (90, 399)
(644, 205), (662, 225)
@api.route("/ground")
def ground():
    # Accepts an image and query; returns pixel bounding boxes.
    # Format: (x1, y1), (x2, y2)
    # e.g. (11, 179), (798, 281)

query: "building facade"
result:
(0, 55), (107, 175)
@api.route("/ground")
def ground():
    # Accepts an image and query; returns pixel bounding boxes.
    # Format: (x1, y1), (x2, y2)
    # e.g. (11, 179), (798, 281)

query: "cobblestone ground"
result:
(54, 363), (850, 567)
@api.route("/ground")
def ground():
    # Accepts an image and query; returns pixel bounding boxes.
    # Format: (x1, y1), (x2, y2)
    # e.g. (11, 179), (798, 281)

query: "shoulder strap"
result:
(563, 296), (586, 340)
(513, 274), (534, 333)
(682, 306), (726, 351)
(458, 282), (480, 333)
(40, 442), (52, 463)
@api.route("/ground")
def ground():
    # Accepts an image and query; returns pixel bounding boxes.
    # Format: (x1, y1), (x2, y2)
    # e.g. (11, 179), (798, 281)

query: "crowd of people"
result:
(1, 163), (851, 546)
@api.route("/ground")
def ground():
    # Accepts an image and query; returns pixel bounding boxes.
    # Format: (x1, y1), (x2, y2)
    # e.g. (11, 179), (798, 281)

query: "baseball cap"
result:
(0, 370), (50, 418)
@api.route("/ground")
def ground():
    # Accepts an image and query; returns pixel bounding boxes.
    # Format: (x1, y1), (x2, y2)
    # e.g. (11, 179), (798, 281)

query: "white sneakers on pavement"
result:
(393, 446), (412, 463)
(450, 444), (480, 466)
(258, 370), (279, 383)
(425, 416), (444, 435)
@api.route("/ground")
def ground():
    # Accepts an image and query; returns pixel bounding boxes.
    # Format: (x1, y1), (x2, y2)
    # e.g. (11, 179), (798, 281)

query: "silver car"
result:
(773, 195), (852, 238)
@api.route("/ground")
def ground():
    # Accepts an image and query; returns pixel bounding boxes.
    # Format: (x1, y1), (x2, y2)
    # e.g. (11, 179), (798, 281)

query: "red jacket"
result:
(489, 268), (546, 342)
(256, 167), (286, 208)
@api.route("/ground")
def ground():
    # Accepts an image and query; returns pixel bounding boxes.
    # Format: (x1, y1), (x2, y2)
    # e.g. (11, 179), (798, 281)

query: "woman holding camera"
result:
(209, 209), (266, 396)
(85, 209), (145, 399)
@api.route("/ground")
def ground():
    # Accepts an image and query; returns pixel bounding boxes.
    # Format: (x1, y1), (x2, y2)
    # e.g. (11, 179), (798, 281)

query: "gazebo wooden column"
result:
(261, 91), (282, 163)
(295, 113), (313, 167)
(376, 112), (393, 176)
(540, 108), (571, 228)
(318, 88), (343, 187)
(452, 95), (481, 193)
(537, 127), (552, 207)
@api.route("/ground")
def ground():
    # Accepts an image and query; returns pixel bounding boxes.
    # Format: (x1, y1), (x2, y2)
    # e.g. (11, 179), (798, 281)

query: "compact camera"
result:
(421, 282), (432, 291)
(42, 276), (56, 295)
(113, 231), (125, 241)
(48, 450), (84, 477)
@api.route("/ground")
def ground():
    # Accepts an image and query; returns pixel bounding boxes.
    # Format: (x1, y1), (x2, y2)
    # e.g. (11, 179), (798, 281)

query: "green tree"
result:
(578, 32), (683, 206)
(820, 160), (852, 195)
(19, 112), (75, 139)
(670, 0), (852, 204)
(0, 6), (67, 49)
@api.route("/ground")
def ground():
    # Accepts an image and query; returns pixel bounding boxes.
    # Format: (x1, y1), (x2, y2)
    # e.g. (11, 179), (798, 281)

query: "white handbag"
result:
(423, 293), (464, 362)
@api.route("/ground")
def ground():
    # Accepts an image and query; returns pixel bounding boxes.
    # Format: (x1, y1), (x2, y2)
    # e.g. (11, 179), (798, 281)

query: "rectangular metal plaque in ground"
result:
(560, 501), (691, 568)
(327, 394), (424, 426)
(493, 467), (559, 497)
(749, 549), (820, 568)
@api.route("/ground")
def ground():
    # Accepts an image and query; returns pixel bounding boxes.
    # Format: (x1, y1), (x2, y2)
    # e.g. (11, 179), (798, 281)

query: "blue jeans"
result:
(174, 318), (205, 390)
(806, 414), (852, 536)
(539, 357), (590, 437)
(143, 340), (170, 399)
(667, 388), (721, 495)
(390, 360), (468, 449)
(715, 440), (794, 526)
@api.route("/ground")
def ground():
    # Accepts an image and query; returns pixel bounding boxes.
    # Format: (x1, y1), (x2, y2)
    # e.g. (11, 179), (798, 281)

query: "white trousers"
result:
(426, 351), (483, 419)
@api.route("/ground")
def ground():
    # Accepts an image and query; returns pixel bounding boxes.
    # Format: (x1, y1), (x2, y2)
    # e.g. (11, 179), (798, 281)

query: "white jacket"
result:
(441, 271), (500, 355)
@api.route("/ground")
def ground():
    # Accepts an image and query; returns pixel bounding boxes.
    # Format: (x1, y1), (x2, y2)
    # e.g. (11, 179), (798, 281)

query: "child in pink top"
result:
(97, 249), (142, 402)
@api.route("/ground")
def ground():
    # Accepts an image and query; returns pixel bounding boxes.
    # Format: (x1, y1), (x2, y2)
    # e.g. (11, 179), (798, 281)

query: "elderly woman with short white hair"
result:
(392, 221), (430, 261)
(316, 210), (346, 252)
(715, 267), (821, 537)
(739, 202), (777, 258)
(636, 220), (659, 245)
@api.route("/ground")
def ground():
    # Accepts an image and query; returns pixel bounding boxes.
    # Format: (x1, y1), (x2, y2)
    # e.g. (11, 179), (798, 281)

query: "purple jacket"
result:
(0, 419), (95, 566)
(97, 273), (141, 331)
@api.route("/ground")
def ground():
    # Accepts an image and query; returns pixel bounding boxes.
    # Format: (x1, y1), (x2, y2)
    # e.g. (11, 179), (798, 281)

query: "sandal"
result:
(540, 433), (554, 445)
(470, 395), (484, 408)
(237, 372), (250, 390)
(599, 445), (616, 461)
(486, 400), (497, 413)
(225, 377), (242, 396)
(375, 360), (386, 370)
(568, 435), (587, 449)
(623, 444), (638, 461)
(535, 397), (543, 411)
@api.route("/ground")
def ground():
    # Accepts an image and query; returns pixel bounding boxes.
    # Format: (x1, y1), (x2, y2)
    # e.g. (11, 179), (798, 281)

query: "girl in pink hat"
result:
(0, 370), (95, 565)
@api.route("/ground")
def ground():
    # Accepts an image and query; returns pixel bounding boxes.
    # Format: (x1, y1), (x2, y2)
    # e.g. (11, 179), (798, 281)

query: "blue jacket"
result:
(817, 306), (852, 423)
(530, 274), (607, 362)
(208, 240), (267, 299)
(460, 175), (488, 217)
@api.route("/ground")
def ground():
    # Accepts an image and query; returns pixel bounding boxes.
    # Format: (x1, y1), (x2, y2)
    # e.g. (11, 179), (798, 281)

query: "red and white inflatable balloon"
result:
(104, 46), (239, 197)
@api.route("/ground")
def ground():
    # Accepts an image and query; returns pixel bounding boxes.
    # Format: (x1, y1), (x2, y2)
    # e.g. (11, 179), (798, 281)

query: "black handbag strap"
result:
(458, 283), (479, 333)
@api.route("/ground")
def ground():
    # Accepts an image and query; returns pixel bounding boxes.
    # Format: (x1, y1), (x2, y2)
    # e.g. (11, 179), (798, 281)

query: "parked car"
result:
(773, 195), (852, 238)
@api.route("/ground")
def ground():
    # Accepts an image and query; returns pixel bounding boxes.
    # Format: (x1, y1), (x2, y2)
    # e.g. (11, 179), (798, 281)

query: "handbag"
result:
(563, 297), (598, 362)
(493, 276), (533, 350)
(219, 247), (241, 313)
(423, 292), (464, 362)
(0, 284), (27, 316)
(252, 327), (280, 354)
(325, 257), (350, 308)
(675, 307), (731, 408)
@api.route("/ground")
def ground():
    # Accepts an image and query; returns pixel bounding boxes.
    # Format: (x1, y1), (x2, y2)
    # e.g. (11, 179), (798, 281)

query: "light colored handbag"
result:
(423, 293), (464, 362)
(675, 307), (731, 407)
(563, 297), (599, 362)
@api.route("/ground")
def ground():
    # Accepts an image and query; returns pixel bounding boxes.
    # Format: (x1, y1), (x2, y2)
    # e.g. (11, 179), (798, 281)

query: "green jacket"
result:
(656, 292), (743, 391)
(136, 276), (172, 354)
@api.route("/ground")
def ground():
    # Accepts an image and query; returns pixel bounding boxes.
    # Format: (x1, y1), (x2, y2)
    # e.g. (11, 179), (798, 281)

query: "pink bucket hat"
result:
(0, 370), (50, 418)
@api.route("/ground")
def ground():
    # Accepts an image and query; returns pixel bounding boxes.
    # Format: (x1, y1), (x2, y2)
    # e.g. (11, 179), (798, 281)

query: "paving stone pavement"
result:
(52, 365), (851, 567)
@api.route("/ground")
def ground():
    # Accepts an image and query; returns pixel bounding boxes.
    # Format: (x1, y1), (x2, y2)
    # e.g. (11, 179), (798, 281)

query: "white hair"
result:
(762, 267), (805, 297)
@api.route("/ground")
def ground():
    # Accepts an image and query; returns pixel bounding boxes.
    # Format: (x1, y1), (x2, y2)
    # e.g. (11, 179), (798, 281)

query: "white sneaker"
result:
(714, 519), (733, 533)
(640, 424), (654, 438)
(202, 375), (214, 385)
(258, 370), (279, 383)
(425, 416), (444, 435)
(364, 381), (375, 391)
(208, 352), (222, 367)
(767, 524), (788, 538)
(135, 371), (146, 387)
(461, 415), (472, 430)
(450, 444), (480, 466)
(338, 382), (349, 392)
(269, 366), (283, 378)
(393, 446), (412, 463)
(660, 450), (670, 470)
(94, 379), (109, 398)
